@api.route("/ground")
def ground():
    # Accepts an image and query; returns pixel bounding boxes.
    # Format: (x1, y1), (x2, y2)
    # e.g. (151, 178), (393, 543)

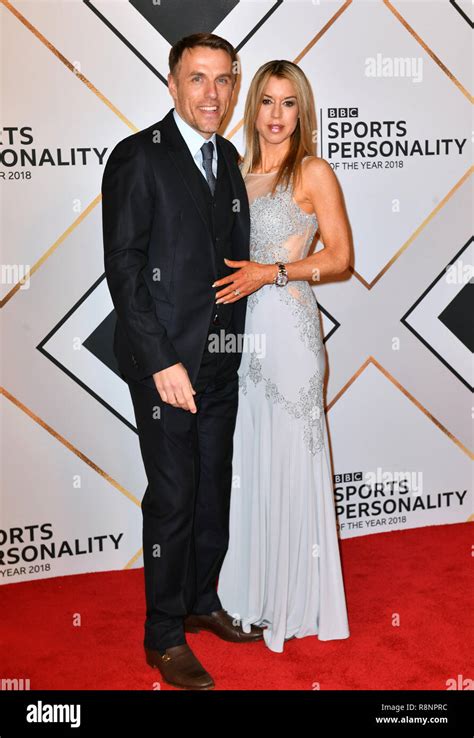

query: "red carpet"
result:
(1, 522), (472, 690)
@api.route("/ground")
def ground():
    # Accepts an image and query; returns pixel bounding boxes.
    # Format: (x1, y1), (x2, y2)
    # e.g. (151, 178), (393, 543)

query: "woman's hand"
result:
(213, 258), (275, 304)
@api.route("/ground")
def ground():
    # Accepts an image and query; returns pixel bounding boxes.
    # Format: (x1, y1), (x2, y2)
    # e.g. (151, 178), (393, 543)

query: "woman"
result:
(215, 60), (351, 653)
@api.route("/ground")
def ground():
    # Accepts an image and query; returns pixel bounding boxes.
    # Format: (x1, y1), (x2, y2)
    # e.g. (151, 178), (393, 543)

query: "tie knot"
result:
(201, 140), (214, 161)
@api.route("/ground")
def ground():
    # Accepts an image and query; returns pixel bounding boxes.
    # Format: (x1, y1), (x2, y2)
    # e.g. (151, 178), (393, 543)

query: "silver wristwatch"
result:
(273, 262), (288, 287)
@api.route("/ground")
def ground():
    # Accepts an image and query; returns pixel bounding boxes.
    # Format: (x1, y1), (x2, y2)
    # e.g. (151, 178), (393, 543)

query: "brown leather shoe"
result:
(184, 608), (265, 642)
(145, 643), (214, 690)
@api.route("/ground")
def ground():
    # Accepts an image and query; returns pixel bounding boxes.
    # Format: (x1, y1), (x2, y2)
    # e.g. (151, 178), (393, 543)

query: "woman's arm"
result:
(214, 157), (351, 303)
(276, 156), (351, 283)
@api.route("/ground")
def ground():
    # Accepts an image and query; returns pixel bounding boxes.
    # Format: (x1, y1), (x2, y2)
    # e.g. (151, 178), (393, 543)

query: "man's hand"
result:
(152, 363), (197, 413)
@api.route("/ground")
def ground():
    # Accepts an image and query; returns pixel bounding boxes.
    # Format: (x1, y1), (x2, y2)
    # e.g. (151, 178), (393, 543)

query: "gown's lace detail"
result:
(237, 167), (325, 455)
(239, 351), (325, 455)
(248, 277), (323, 364)
(249, 185), (317, 264)
(277, 282), (322, 358)
(244, 179), (320, 350)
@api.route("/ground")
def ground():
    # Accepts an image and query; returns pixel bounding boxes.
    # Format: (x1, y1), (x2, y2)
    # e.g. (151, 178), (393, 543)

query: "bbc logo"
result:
(327, 108), (358, 119)
(334, 472), (363, 483)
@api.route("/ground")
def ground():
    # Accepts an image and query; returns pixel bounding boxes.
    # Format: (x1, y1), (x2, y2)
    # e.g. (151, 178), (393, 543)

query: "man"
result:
(101, 33), (264, 690)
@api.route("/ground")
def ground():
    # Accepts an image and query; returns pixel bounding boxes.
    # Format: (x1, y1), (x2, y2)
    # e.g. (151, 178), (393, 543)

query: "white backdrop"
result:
(1, 0), (472, 584)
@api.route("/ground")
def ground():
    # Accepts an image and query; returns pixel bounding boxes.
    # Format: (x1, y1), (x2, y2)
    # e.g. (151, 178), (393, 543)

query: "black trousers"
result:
(127, 319), (239, 653)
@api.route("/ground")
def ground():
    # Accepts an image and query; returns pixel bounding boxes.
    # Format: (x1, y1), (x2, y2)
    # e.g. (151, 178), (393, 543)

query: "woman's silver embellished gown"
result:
(217, 166), (350, 653)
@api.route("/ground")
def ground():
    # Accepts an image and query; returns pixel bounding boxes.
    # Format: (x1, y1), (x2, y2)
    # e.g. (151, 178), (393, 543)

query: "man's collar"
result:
(172, 108), (217, 158)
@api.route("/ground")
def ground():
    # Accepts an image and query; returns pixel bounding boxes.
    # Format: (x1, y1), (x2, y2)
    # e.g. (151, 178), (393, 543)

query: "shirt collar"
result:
(173, 108), (217, 159)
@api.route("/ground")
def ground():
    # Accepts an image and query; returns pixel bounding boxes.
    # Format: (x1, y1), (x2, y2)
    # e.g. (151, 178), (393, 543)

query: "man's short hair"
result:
(169, 32), (238, 82)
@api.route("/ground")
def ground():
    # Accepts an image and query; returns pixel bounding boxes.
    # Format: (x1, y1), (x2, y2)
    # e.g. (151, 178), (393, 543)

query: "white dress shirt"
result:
(173, 108), (218, 181)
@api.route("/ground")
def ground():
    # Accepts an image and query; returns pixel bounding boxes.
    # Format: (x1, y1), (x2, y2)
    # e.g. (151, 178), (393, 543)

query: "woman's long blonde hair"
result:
(240, 60), (317, 195)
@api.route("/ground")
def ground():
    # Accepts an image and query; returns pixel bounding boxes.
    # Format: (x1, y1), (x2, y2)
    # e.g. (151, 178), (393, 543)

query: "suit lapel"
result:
(159, 110), (213, 234)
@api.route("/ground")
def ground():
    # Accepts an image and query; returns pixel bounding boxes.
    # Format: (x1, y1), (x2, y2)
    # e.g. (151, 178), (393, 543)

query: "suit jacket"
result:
(101, 108), (250, 386)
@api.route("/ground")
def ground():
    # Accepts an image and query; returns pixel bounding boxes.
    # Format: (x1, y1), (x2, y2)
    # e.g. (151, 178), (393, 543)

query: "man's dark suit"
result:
(101, 108), (250, 653)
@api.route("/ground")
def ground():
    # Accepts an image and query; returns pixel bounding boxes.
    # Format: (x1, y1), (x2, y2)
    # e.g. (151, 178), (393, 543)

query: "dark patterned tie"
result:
(201, 140), (216, 196)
